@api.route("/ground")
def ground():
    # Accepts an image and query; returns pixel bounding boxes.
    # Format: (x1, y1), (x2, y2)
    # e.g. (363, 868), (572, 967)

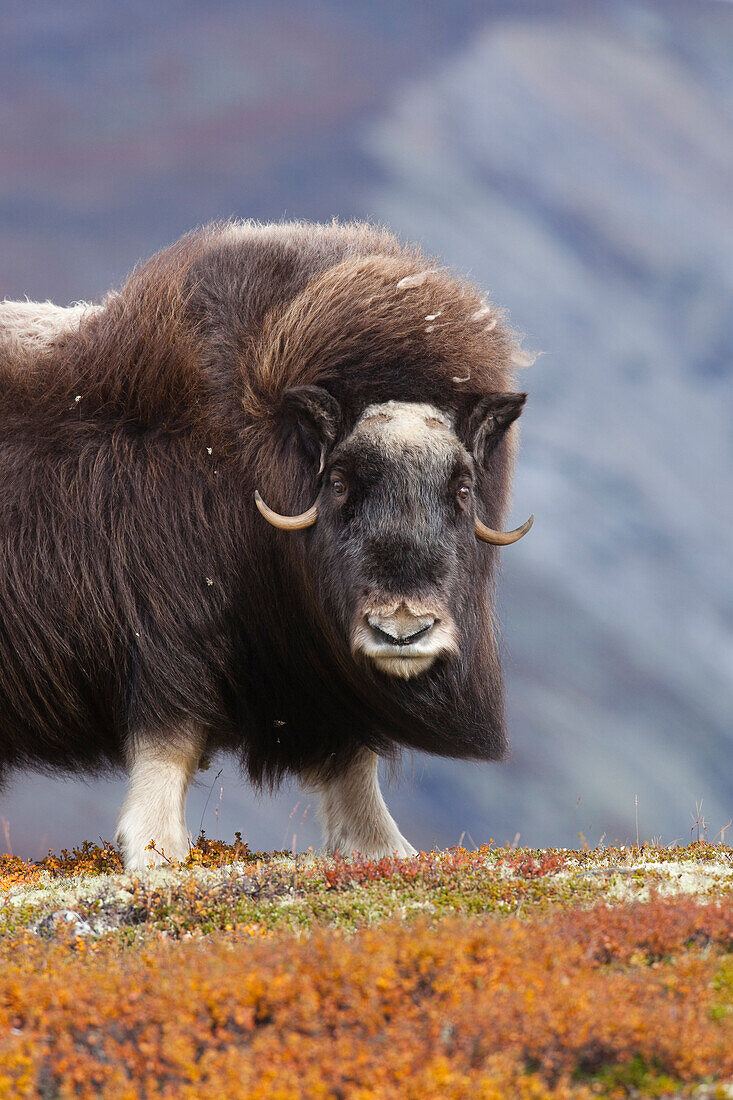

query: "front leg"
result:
(304, 748), (417, 859)
(116, 724), (205, 871)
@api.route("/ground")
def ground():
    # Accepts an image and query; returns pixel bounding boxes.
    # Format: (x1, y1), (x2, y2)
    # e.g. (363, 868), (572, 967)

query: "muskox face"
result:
(256, 387), (530, 681)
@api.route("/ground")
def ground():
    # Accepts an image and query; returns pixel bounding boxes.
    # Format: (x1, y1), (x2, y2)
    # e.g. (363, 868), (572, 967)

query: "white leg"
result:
(304, 749), (417, 859)
(116, 725), (205, 871)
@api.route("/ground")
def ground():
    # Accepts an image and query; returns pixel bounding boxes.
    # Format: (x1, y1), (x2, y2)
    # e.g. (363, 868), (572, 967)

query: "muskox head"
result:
(255, 385), (531, 682)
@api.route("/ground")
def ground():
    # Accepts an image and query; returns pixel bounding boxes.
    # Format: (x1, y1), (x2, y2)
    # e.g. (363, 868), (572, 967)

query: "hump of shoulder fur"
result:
(184, 219), (414, 329)
(0, 298), (104, 357)
(179, 220), (424, 396)
(214, 218), (408, 262)
(228, 231), (525, 421)
(170, 219), (530, 424)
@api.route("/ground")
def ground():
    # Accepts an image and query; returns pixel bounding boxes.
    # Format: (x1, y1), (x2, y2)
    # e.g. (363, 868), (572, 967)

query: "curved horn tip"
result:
(254, 490), (318, 531)
(475, 512), (534, 546)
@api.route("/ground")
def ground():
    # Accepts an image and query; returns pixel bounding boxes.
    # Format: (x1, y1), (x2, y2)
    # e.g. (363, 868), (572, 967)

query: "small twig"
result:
(216, 783), (223, 841)
(291, 841), (300, 896)
(635, 794), (639, 848)
(145, 840), (174, 866)
(1, 817), (13, 857)
(690, 799), (708, 844)
(284, 802), (300, 848)
(197, 768), (223, 840)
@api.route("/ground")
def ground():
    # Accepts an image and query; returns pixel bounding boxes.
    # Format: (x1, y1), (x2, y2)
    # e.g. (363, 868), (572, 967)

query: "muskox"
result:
(0, 221), (532, 868)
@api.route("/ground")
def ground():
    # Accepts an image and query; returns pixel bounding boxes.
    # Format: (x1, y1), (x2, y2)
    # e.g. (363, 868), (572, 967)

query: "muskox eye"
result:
(331, 477), (347, 496)
(457, 485), (471, 504)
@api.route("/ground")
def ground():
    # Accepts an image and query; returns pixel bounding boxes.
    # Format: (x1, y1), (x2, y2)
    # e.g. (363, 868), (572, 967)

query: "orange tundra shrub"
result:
(0, 896), (730, 1098)
(0, 832), (261, 889)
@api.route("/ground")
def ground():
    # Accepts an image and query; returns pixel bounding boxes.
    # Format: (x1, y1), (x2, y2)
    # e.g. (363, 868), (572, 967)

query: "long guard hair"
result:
(0, 221), (529, 787)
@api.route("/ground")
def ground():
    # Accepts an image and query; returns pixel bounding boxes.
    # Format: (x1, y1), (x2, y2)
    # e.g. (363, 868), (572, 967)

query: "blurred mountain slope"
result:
(366, 4), (733, 844)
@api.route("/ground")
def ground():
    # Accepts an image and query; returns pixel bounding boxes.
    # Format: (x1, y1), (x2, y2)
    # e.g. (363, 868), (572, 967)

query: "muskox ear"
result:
(281, 385), (342, 472)
(467, 392), (526, 465)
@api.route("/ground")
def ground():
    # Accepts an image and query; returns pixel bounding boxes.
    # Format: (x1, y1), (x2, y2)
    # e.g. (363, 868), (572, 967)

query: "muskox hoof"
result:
(328, 833), (417, 860)
(118, 836), (190, 872)
(116, 817), (190, 872)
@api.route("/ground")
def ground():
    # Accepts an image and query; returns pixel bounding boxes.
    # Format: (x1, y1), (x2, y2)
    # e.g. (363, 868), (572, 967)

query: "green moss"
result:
(577, 1054), (683, 1096)
(711, 958), (733, 1022)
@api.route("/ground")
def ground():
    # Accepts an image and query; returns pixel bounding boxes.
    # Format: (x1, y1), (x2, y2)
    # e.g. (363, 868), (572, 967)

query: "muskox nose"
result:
(367, 610), (437, 648)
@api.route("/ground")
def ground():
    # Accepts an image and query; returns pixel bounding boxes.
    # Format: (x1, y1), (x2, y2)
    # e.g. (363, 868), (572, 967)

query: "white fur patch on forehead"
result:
(355, 401), (455, 453)
(0, 299), (102, 355)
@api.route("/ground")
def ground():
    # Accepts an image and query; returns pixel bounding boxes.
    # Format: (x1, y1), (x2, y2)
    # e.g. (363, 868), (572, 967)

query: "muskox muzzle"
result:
(351, 600), (459, 680)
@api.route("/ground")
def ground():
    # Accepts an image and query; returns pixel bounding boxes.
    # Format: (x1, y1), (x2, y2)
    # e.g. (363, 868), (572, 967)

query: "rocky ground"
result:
(0, 839), (731, 1097)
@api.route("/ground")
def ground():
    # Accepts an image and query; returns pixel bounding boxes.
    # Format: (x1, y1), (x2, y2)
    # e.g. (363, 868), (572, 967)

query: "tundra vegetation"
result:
(0, 836), (731, 1098)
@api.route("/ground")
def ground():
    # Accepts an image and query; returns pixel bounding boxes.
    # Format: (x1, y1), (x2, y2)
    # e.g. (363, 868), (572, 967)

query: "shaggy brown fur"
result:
(0, 220), (528, 788)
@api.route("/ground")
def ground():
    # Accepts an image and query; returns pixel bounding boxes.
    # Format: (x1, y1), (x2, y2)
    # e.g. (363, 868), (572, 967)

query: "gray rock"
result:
(35, 909), (94, 938)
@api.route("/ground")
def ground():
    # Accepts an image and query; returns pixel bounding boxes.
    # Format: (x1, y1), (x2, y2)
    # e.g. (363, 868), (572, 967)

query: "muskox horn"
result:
(254, 490), (318, 530)
(475, 513), (534, 545)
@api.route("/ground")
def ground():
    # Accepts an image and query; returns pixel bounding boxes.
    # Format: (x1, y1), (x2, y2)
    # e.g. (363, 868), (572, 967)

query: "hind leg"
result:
(304, 748), (417, 859)
(116, 724), (205, 870)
